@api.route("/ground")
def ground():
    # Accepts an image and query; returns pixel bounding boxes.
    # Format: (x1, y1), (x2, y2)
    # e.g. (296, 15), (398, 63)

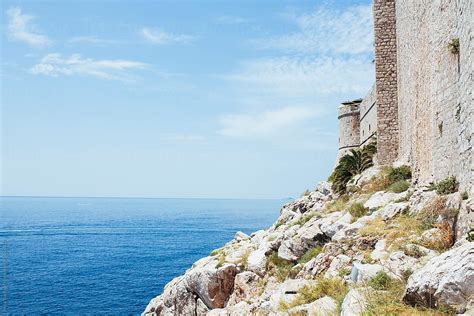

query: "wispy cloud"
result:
(68, 36), (118, 45)
(141, 27), (194, 45)
(159, 133), (206, 143)
(30, 53), (148, 81)
(226, 55), (373, 97)
(6, 6), (51, 47)
(219, 107), (317, 138)
(216, 15), (247, 25)
(252, 5), (373, 55)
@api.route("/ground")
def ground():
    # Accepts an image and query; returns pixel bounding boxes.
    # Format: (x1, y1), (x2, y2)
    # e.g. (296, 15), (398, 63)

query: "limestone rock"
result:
(320, 212), (353, 238)
(456, 198), (474, 242)
(409, 189), (437, 214)
(234, 231), (250, 241)
(371, 239), (388, 261)
(324, 254), (352, 278)
(403, 242), (474, 309)
(341, 287), (371, 316)
(379, 202), (409, 220)
(269, 279), (315, 312)
(350, 262), (386, 283)
(246, 248), (267, 276)
(227, 271), (260, 306)
(287, 296), (338, 316)
(364, 191), (406, 210)
(278, 217), (329, 261)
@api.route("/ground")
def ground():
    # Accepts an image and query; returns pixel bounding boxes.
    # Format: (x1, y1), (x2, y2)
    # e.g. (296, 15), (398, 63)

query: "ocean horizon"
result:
(0, 196), (285, 314)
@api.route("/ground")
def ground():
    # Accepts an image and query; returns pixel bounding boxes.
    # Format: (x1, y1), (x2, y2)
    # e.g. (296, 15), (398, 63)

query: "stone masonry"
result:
(373, 0), (398, 165)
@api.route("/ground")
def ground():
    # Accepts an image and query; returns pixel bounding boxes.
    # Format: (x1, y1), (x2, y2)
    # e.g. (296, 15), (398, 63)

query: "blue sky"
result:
(1, 0), (374, 199)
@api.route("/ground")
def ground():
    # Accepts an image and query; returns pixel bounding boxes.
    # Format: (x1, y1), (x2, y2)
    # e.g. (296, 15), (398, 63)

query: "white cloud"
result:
(219, 107), (317, 138)
(160, 133), (206, 143)
(216, 16), (247, 25)
(252, 5), (373, 55)
(68, 36), (117, 45)
(30, 53), (148, 81)
(226, 55), (374, 97)
(6, 6), (51, 47)
(141, 27), (194, 45)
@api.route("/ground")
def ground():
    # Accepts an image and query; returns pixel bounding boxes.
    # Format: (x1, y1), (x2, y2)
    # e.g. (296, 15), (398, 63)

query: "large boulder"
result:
(341, 287), (372, 316)
(324, 254), (352, 278)
(227, 271), (260, 306)
(379, 202), (409, 220)
(350, 263), (386, 283)
(287, 296), (338, 316)
(142, 258), (238, 315)
(278, 217), (330, 261)
(269, 279), (315, 312)
(455, 198), (474, 242)
(364, 191), (406, 210)
(246, 248), (267, 276)
(403, 242), (474, 310)
(320, 212), (353, 238)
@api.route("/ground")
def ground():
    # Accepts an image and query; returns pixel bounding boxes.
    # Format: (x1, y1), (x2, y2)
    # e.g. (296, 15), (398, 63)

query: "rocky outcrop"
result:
(403, 242), (474, 310)
(143, 178), (473, 316)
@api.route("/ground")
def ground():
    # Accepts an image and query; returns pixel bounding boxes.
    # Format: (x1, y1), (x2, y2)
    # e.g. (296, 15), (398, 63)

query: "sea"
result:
(0, 196), (286, 315)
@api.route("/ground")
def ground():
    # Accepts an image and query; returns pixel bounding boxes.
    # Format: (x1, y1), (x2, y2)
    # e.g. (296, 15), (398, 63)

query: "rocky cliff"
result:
(143, 167), (474, 315)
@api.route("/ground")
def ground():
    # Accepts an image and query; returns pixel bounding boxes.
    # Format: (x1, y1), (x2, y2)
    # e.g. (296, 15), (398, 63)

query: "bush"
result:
(467, 227), (474, 242)
(388, 180), (410, 193)
(301, 189), (310, 197)
(349, 202), (368, 219)
(435, 176), (459, 195)
(266, 251), (294, 282)
(369, 271), (392, 290)
(298, 246), (322, 265)
(388, 165), (412, 183)
(461, 191), (469, 200)
(331, 141), (377, 194)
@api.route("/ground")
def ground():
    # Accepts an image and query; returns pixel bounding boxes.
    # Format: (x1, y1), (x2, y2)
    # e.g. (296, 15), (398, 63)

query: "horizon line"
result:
(0, 194), (293, 201)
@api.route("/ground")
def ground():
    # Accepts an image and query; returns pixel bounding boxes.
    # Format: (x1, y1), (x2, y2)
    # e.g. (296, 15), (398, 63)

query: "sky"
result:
(1, 0), (374, 199)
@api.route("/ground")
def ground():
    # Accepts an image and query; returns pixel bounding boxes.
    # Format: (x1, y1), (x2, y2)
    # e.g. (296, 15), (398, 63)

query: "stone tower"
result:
(337, 99), (361, 161)
(373, 0), (398, 165)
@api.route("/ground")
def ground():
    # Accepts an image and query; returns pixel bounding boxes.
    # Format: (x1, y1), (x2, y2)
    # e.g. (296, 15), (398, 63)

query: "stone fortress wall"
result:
(337, 100), (362, 162)
(395, 0), (473, 191)
(337, 0), (472, 192)
(359, 84), (377, 147)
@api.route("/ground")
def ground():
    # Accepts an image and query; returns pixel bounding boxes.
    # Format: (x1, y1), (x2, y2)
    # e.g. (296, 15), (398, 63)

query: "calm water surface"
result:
(0, 197), (285, 315)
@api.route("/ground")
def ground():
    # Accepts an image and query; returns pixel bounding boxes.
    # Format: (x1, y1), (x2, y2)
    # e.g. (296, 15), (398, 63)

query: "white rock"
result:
(341, 287), (372, 316)
(332, 214), (376, 242)
(364, 191), (406, 210)
(247, 248), (267, 276)
(409, 189), (438, 214)
(379, 202), (409, 220)
(234, 231), (250, 241)
(371, 239), (388, 261)
(382, 251), (422, 277)
(403, 242), (474, 309)
(350, 262), (385, 283)
(455, 198), (474, 242)
(227, 271), (260, 306)
(325, 254), (352, 278)
(320, 212), (353, 238)
(269, 279), (315, 312)
(288, 296), (338, 316)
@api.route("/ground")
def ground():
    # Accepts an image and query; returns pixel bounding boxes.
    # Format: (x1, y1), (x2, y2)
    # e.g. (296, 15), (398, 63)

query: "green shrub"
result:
(388, 165), (412, 183)
(241, 250), (250, 268)
(388, 180), (410, 193)
(298, 246), (322, 265)
(402, 269), (413, 282)
(467, 227), (474, 242)
(369, 271), (392, 290)
(435, 176), (459, 195)
(301, 189), (310, 197)
(331, 142), (377, 194)
(266, 251), (294, 282)
(448, 38), (460, 54)
(349, 202), (368, 219)
(461, 191), (469, 200)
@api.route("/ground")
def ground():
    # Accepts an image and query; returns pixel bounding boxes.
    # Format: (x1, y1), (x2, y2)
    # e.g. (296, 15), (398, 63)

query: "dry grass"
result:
(279, 277), (348, 311)
(324, 195), (349, 213)
(358, 215), (425, 250)
(363, 280), (454, 315)
(266, 251), (294, 282)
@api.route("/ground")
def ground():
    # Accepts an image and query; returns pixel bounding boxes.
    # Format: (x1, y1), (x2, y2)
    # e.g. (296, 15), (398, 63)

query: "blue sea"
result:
(0, 197), (285, 315)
